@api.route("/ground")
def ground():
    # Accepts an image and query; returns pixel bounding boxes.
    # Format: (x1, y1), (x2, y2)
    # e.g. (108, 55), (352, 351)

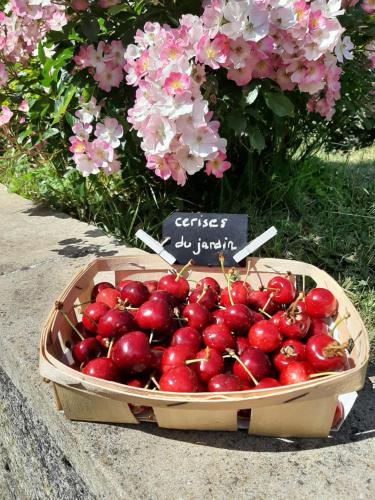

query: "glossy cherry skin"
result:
(159, 365), (199, 392)
(306, 334), (347, 372)
(143, 280), (158, 294)
(279, 361), (315, 385)
(305, 288), (338, 318)
(210, 309), (226, 325)
(161, 345), (194, 374)
(196, 277), (221, 295)
(116, 279), (133, 294)
(111, 331), (152, 374)
(272, 339), (306, 372)
(182, 303), (210, 332)
(97, 309), (135, 338)
(170, 327), (202, 353)
(150, 347), (165, 373)
(308, 317), (329, 337)
(224, 304), (253, 335)
(278, 312), (311, 340)
(192, 348), (224, 383)
(135, 300), (173, 334)
(120, 281), (149, 307)
(269, 310), (284, 328)
(332, 402), (344, 428)
(158, 274), (189, 302)
(71, 322), (93, 342)
(149, 290), (176, 307)
(202, 324), (235, 353)
(253, 378), (281, 390)
(235, 337), (250, 356)
(82, 357), (119, 381)
(82, 302), (110, 333)
(188, 286), (218, 310)
(72, 338), (102, 365)
(248, 289), (278, 314)
(233, 347), (272, 385)
(208, 374), (242, 392)
(220, 281), (251, 307)
(252, 311), (264, 324)
(96, 288), (121, 309)
(91, 282), (114, 301)
(267, 276), (295, 305)
(248, 320), (283, 353)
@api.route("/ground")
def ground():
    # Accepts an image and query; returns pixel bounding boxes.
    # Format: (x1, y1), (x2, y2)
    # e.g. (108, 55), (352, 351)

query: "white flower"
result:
(74, 154), (100, 177)
(334, 36), (354, 63)
(181, 126), (219, 158)
(95, 117), (123, 148)
(75, 97), (101, 124)
(175, 146), (204, 175)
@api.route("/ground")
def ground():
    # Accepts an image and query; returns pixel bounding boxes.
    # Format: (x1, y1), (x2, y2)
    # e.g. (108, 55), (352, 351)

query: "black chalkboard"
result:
(162, 212), (248, 266)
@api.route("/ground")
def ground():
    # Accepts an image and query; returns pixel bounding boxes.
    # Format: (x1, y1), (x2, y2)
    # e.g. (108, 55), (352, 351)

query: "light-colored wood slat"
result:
(154, 407), (238, 431)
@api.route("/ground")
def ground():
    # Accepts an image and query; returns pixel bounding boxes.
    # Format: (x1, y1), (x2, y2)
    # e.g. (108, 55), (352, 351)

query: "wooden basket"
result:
(39, 252), (369, 438)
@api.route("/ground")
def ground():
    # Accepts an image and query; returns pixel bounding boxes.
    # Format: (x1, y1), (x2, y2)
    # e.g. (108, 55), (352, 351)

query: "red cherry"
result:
(126, 378), (143, 388)
(82, 357), (119, 381)
(235, 337), (250, 356)
(136, 300), (173, 334)
(208, 374), (242, 392)
(96, 288), (121, 309)
(279, 361), (315, 385)
(71, 321), (93, 342)
(223, 304), (253, 335)
(272, 339), (306, 372)
(252, 311), (264, 324)
(332, 402), (344, 428)
(188, 286), (218, 310)
(210, 309), (226, 325)
(253, 378), (281, 390)
(111, 331), (152, 374)
(116, 279), (133, 293)
(120, 281), (149, 307)
(305, 288), (338, 318)
(220, 281), (251, 307)
(248, 289), (278, 314)
(192, 348), (224, 383)
(143, 280), (158, 294)
(182, 303), (210, 332)
(233, 347), (272, 385)
(269, 310), (284, 328)
(72, 338), (102, 365)
(149, 290), (176, 307)
(196, 277), (221, 295)
(278, 311), (311, 340)
(158, 274), (189, 302)
(267, 276), (296, 305)
(248, 320), (283, 353)
(306, 334), (348, 372)
(91, 282), (114, 301)
(97, 309), (135, 338)
(202, 324), (235, 353)
(170, 327), (202, 353)
(308, 317), (329, 336)
(159, 365), (199, 392)
(82, 302), (110, 333)
(150, 347), (166, 372)
(161, 345), (194, 374)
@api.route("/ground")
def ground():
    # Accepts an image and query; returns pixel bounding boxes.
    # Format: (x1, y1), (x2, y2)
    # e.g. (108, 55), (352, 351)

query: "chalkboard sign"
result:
(162, 212), (248, 266)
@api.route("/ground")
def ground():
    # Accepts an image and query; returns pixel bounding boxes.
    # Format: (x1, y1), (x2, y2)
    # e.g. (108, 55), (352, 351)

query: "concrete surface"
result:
(0, 185), (374, 500)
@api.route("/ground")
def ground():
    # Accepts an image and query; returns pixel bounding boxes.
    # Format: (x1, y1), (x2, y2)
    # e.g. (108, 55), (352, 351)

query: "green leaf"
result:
(245, 86), (259, 105)
(108, 4), (131, 15)
(249, 128), (265, 152)
(264, 92), (294, 117)
(52, 86), (76, 125)
(227, 112), (247, 135)
(37, 43), (46, 65)
(42, 128), (60, 140)
(81, 16), (100, 43)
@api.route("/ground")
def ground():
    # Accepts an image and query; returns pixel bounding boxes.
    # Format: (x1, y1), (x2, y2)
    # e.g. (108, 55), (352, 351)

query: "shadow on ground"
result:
(109, 365), (375, 454)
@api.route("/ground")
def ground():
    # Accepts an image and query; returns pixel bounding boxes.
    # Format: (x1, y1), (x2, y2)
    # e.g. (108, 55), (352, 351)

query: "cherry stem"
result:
(258, 308), (272, 319)
(309, 372), (340, 379)
(288, 292), (305, 317)
(59, 310), (84, 341)
(149, 331), (154, 344)
(225, 348), (258, 386)
(323, 340), (351, 357)
(227, 269), (235, 306)
(329, 313), (351, 336)
(175, 259), (193, 281)
(107, 338), (114, 358)
(73, 300), (92, 308)
(244, 260), (251, 283)
(151, 376), (160, 390)
(196, 284), (208, 304)
(261, 295), (273, 314)
(185, 358), (206, 365)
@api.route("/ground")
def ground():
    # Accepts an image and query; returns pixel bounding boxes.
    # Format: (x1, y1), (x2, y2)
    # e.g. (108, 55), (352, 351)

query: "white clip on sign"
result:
(232, 226), (278, 263)
(136, 229), (176, 266)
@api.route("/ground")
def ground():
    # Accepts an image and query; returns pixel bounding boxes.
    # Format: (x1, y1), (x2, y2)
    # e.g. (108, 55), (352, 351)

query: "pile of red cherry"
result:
(64, 261), (351, 405)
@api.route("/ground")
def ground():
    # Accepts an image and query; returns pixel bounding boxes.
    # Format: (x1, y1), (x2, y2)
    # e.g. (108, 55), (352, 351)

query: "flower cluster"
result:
(74, 41), (125, 92)
(121, 0), (354, 184)
(69, 97), (123, 177)
(0, 0), (67, 66)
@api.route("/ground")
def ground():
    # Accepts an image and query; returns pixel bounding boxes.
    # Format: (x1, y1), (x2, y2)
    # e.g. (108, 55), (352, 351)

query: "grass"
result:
(1, 145), (374, 361)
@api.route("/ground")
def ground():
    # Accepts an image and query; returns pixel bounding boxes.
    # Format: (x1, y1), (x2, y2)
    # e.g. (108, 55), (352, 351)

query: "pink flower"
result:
(97, 0), (121, 8)
(205, 152), (231, 178)
(95, 117), (123, 148)
(181, 126), (220, 159)
(146, 155), (172, 180)
(0, 106), (13, 126)
(197, 34), (229, 69)
(361, 0), (375, 14)
(69, 136), (87, 154)
(164, 72), (191, 95)
(72, 122), (93, 140)
(227, 62), (254, 86)
(74, 153), (100, 177)
(0, 63), (8, 87)
(104, 40), (125, 67)
(71, 0), (89, 11)
(94, 63), (123, 92)
(87, 139), (114, 166)
(18, 100), (29, 112)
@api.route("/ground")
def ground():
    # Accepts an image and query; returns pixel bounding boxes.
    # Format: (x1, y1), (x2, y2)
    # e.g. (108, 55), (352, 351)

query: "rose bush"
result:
(0, 1), (374, 217)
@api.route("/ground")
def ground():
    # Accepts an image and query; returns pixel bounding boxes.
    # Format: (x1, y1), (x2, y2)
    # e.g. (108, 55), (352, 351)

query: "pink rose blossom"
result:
(205, 152), (231, 178)
(164, 72), (191, 95)
(0, 106), (13, 126)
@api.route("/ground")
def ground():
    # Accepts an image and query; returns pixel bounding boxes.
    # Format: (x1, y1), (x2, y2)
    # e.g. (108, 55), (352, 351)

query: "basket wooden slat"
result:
(39, 252), (369, 437)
